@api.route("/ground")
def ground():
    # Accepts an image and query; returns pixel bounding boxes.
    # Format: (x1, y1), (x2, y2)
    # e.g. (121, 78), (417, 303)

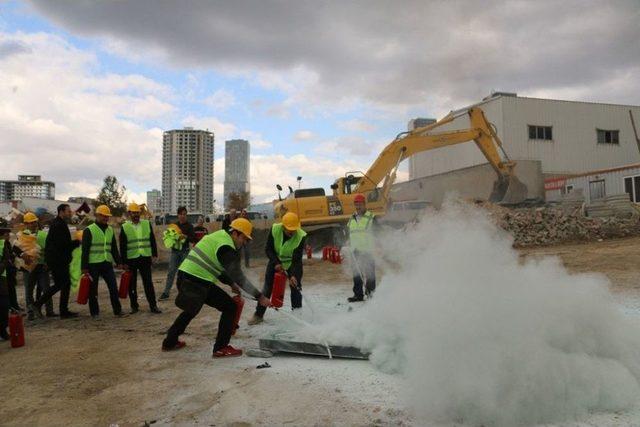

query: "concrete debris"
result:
(476, 200), (640, 247)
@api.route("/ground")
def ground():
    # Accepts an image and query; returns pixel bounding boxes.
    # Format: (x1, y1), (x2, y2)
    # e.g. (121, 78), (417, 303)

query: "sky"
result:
(0, 0), (639, 207)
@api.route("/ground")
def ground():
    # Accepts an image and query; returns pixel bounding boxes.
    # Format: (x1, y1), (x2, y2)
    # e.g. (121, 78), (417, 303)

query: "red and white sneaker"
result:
(212, 345), (243, 358)
(162, 340), (186, 351)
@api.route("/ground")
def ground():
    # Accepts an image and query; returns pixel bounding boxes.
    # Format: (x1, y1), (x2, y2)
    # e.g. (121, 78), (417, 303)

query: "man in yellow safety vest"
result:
(162, 218), (270, 357)
(119, 203), (161, 314)
(81, 205), (123, 318)
(347, 194), (378, 302)
(22, 212), (55, 320)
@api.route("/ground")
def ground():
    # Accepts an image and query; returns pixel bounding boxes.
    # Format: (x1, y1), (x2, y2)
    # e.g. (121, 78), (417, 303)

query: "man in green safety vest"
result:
(119, 203), (161, 314)
(81, 205), (123, 318)
(22, 212), (55, 320)
(162, 218), (271, 357)
(347, 194), (378, 302)
(248, 212), (306, 325)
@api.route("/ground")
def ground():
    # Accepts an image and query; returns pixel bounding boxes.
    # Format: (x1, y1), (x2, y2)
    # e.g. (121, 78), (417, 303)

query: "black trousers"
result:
(88, 262), (122, 316)
(352, 250), (376, 299)
(255, 261), (302, 317)
(0, 278), (8, 338)
(35, 265), (72, 314)
(127, 257), (157, 310)
(7, 266), (20, 310)
(163, 273), (236, 352)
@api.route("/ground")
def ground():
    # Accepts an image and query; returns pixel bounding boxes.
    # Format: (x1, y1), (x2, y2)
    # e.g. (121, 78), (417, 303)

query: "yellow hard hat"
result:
(23, 212), (38, 223)
(95, 205), (112, 217)
(74, 230), (84, 241)
(167, 223), (183, 236)
(230, 218), (253, 240)
(128, 202), (141, 213)
(282, 212), (300, 231)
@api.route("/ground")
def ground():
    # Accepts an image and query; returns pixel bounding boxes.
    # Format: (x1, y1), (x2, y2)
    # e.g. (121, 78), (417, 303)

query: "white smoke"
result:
(296, 201), (640, 426)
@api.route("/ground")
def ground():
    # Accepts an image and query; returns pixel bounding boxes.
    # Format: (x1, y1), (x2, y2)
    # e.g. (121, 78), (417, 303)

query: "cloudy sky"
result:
(1, 0), (639, 206)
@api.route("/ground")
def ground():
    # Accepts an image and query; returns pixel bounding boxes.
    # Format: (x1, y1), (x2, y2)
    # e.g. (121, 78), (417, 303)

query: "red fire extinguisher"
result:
(77, 273), (91, 305)
(271, 271), (287, 308)
(119, 270), (131, 299)
(322, 246), (330, 261)
(9, 310), (25, 348)
(231, 295), (244, 336)
(305, 244), (312, 259)
(331, 247), (342, 264)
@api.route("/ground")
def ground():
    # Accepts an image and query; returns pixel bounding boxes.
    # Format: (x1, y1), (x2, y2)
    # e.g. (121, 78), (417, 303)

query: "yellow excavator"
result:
(273, 106), (528, 227)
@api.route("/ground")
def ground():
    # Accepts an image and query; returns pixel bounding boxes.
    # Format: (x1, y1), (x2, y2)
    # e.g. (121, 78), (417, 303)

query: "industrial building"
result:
(161, 127), (215, 214)
(146, 189), (162, 214)
(0, 175), (55, 201)
(224, 139), (250, 208)
(393, 93), (640, 206)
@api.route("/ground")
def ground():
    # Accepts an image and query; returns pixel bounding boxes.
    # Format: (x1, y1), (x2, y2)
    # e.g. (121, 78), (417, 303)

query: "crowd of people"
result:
(0, 195), (378, 358)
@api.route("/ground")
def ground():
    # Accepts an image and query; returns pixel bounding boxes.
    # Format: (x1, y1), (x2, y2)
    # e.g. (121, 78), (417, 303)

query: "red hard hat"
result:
(354, 194), (366, 203)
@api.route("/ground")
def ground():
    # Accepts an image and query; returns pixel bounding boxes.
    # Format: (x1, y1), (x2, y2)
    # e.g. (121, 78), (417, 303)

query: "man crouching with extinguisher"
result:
(162, 218), (271, 357)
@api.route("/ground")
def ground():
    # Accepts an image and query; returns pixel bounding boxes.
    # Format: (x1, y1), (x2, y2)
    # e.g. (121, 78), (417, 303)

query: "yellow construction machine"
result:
(273, 106), (528, 226)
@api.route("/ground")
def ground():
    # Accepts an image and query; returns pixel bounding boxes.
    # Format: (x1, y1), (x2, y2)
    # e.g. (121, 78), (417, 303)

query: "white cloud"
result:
(239, 130), (271, 150)
(203, 88), (236, 110)
(339, 119), (377, 133)
(181, 115), (237, 141)
(294, 130), (315, 141)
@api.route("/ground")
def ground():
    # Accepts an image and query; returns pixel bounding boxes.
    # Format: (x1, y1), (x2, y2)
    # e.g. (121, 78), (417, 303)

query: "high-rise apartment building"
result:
(0, 175), (55, 201)
(161, 128), (214, 214)
(224, 139), (250, 208)
(146, 189), (162, 214)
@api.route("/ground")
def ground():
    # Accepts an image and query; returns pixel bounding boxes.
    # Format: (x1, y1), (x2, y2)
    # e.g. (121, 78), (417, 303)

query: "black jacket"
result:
(174, 221), (196, 252)
(45, 216), (78, 268)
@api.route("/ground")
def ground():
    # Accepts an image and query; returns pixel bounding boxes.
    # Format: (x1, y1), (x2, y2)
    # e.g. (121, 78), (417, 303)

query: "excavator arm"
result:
(355, 107), (526, 204)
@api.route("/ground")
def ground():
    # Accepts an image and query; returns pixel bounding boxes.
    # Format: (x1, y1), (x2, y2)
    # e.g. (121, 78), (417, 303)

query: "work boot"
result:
(162, 340), (186, 351)
(130, 306), (139, 314)
(60, 311), (78, 319)
(27, 311), (35, 321)
(46, 311), (58, 318)
(347, 296), (364, 303)
(150, 306), (162, 314)
(0, 329), (9, 340)
(212, 345), (242, 358)
(247, 314), (263, 326)
(30, 304), (44, 319)
(158, 292), (170, 301)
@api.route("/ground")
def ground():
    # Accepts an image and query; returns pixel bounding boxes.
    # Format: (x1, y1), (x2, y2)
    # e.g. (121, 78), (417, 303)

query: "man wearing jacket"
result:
(32, 204), (79, 319)
(119, 203), (161, 314)
(81, 205), (123, 318)
(248, 212), (306, 325)
(159, 206), (196, 300)
(22, 213), (55, 320)
(162, 218), (271, 357)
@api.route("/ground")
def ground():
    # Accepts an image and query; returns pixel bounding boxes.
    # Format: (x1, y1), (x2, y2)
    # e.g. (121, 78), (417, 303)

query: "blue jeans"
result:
(163, 249), (189, 295)
(88, 262), (122, 316)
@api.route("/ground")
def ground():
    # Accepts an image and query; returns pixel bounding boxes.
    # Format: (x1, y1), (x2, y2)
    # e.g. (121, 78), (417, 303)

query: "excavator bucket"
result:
(489, 175), (528, 205)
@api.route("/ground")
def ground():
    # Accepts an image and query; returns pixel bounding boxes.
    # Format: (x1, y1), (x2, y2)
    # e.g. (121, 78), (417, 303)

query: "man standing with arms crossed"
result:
(31, 204), (79, 319)
(120, 203), (161, 314)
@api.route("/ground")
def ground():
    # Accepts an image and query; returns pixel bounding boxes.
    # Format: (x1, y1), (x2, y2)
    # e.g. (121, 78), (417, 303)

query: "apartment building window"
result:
(528, 125), (553, 141)
(597, 129), (619, 145)
(624, 175), (640, 202)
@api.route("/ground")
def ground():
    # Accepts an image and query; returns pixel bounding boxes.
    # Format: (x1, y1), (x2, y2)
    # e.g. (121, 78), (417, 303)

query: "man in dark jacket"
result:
(32, 204), (79, 319)
(159, 206), (196, 300)
(0, 220), (13, 339)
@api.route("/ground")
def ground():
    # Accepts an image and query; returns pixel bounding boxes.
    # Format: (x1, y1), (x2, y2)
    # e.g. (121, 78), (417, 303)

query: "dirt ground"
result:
(3, 237), (640, 426)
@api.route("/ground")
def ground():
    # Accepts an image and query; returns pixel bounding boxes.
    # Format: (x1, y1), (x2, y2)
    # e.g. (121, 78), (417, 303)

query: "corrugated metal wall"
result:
(410, 95), (640, 180)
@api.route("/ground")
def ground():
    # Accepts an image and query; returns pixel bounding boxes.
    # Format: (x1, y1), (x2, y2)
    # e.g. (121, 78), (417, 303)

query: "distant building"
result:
(146, 189), (162, 214)
(224, 139), (250, 208)
(161, 127), (215, 214)
(0, 175), (55, 201)
(0, 197), (81, 218)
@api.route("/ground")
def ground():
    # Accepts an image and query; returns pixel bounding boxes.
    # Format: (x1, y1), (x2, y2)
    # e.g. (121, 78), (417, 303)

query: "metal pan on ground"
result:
(259, 338), (370, 360)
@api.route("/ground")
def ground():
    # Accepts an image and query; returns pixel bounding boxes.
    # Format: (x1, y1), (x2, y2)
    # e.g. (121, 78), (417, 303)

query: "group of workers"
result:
(0, 194), (378, 359)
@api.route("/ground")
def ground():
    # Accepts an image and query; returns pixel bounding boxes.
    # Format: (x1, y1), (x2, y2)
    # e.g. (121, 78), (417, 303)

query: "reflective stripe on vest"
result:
(272, 223), (306, 270)
(122, 220), (152, 259)
(178, 230), (234, 283)
(348, 211), (375, 253)
(88, 223), (114, 264)
(0, 239), (5, 278)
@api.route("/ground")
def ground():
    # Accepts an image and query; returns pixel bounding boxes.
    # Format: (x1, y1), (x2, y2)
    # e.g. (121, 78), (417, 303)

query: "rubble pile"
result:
(477, 201), (640, 247)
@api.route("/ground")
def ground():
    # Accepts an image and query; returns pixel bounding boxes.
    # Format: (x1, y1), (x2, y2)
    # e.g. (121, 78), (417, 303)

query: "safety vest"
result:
(122, 220), (152, 259)
(69, 246), (82, 293)
(87, 223), (114, 264)
(0, 239), (5, 278)
(272, 223), (306, 270)
(348, 211), (375, 253)
(179, 230), (234, 284)
(36, 230), (47, 264)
